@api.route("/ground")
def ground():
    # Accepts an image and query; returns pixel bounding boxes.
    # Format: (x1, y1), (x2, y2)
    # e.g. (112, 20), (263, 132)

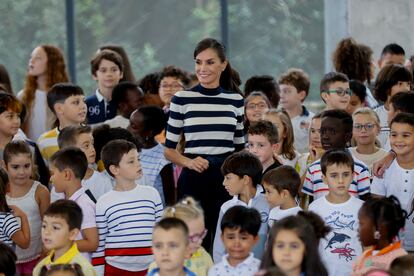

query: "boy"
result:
(37, 83), (87, 163)
(104, 81), (144, 128)
(346, 80), (367, 115)
(91, 139), (163, 275)
(148, 217), (195, 276)
(86, 49), (124, 125)
(213, 151), (268, 263)
(279, 68), (314, 153)
(209, 206), (261, 276)
(302, 109), (371, 200)
(49, 148), (99, 260)
(308, 150), (363, 276)
(378, 43), (406, 68)
(262, 166), (302, 227)
(320, 72), (351, 111)
(247, 120), (281, 175)
(57, 125), (112, 200)
(33, 199), (97, 276)
(371, 112), (414, 252)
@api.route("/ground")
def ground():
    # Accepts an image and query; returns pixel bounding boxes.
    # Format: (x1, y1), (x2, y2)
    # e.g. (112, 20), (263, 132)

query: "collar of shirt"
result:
(68, 187), (86, 202)
(222, 252), (255, 269)
(301, 105), (310, 117)
(231, 185), (264, 207)
(150, 267), (194, 276)
(95, 89), (105, 102)
(43, 242), (79, 265)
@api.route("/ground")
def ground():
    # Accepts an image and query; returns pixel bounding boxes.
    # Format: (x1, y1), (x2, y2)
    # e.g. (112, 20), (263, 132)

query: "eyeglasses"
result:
(189, 229), (208, 243)
(324, 88), (352, 96)
(246, 103), (268, 110)
(353, 123), (375, 131)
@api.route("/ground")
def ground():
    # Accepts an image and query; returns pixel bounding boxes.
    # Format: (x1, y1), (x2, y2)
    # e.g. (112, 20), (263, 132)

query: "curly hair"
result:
(21, 45), (69, 133)
(332, 37), (373, 84)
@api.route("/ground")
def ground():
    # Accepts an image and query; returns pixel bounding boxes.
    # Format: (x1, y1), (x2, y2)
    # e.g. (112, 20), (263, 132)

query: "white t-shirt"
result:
(291, 107), (314, 154)
(371, 159), (414, 251)
(374, 105), (389, 147)
(18, 89), (48, 141)
(309, 196), (363, 276)
(268, 206), (302, 227)
(208, 253), (260, 276)
(82, 170), (113, 200)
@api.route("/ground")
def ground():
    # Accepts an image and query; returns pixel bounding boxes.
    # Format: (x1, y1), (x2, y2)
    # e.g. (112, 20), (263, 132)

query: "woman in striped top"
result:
(164, 38), (245, 250)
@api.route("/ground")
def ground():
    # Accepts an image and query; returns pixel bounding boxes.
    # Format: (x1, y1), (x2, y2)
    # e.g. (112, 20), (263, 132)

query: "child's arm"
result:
(35, 184), (50, 218)
(160, 164), (176, 205)
(9, 205), (30, 249)
(76, 227), (99, 252)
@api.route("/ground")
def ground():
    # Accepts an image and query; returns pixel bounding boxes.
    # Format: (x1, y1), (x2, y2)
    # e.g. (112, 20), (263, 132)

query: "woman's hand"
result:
(186, 156), (209, 173)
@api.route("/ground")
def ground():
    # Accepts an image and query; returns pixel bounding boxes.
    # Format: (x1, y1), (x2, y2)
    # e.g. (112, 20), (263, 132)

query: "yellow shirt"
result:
(33, 243), (97, 276)
(37, 127), (59, 164)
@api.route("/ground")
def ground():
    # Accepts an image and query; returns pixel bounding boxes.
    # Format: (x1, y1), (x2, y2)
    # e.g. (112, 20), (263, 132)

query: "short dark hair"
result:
(374, 64), (412, 103)
(220, 205), (261, 236)
(154, 217), (189, 244)
(248, 120), (279, 144)
(381, 43), (405, 57)
(321, 109), (353, 135)
(320, 72), (349, 93)
(47, 83), (84, 114)
(320, 149), (354, 175)
(0, 92), (22, 116)
(101, 139), (137, 177)
(244, 75), (280, 108)
(160, 66), (190, 87)
(50, 147), (88, 180)
(349, 79), (367, 103)
(0, 242), (17, 276)
(390, 255), (414, 276)
(390, 112), (414, 128)
(138, 72), (161, 94)
(132, 106), (167, 137)
(262, 165), (300, 198)
(44, 199), (83, 230)
(221, 151), (263, 186)
(111, 81), (143, 108)
(390, 92), (414, 114)
(3, 140), (32, 166)
(278, 68), (311, 98)
(58, 125), (92, 149)
(90, 49), (123, 76)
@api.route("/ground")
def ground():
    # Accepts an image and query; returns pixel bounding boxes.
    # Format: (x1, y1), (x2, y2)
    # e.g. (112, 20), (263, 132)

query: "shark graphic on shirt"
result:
(327, 217), (355, 231)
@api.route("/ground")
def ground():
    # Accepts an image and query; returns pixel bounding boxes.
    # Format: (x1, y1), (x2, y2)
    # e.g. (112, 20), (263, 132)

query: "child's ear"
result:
(242, 175), (251, 185)
(92, 73), (98, 81)
(54, 103), (64, 115)
(109, 164), (119, 177)
(253, 235), (259, 245)
(64, 168), (75, 181)
(298, 90), (307, 101)
(69, 228), (80, 241)
(321, 174), (327, 184)
(1, 160), (6, 170)
(271, 143), (280, 155)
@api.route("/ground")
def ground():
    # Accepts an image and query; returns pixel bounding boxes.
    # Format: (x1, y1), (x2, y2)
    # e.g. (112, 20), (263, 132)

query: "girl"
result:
(373, 64), (411, 147)
(244, 91), (271, 131)
(264, 109), (299, 167)
(350, 108), (388, 173)
(39, 264), (85, 276)
(18, 45), (69, 140)
(129, 106), (175, 205)
(352, 196), (407, 275)
(0, 166), (30, 249)
(148, 197), (213, 276)
(5, 141), (50, 276)
(260, 212), (329, 276)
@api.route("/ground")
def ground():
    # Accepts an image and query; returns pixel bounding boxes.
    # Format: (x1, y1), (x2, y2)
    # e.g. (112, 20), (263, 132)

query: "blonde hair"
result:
(352, 107), (380, 127)
(264, 109), (296, 160)
(163, 196), (204, 221)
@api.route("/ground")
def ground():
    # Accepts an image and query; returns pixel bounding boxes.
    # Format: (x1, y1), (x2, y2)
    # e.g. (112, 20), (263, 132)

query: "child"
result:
(86, 49), (124, 125)
(352, 196), (407, 275)
(209, 205), (261, 276)
(247, 120), (281, 175)
(262, 166), (302, 227)
(49, 148), (98, 259)
(0, 166), (30, 249)
(37, 83), (87, 163)
(158, 65), (190, 111)
(4, 141), (50, 275)
(148, 217), (196, 276)
(244, 92), (271, 131)
(378, 43), (406, 68)
(389, 255), (414, 276)
(103, 81), (144, 129)
(350, 108), (388, 173)
(213, 151), (268, 262)
(346, 80), (367, 115)
(320, 72), (351, 111)
(260, 212), (329, 276)
(129, 106), (174, 205)
(148, 197), (213, 276)
(279, 68), (314, 153)
(308, 149), (364, 276)
(33, 200), (96, 276)
(263, 109), (299, 167)
(371, 112), (414, 252)
(244, 75), (280, 108)
(0, 242), (17, 276)
(373, 64), (411, 146)
(57, 125), (112, 201)
(91, 139), (163, 275)
(302, 109), (371, 200)
(39, 263), (85, 276)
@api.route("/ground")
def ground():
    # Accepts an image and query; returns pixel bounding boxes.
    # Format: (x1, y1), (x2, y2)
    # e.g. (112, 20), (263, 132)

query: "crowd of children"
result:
(1, 37), (414, 276)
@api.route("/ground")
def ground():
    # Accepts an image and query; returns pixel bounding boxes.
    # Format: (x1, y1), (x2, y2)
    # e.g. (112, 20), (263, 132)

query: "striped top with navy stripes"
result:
(0, 212), (20, 247)
(165, 85), (245, 155)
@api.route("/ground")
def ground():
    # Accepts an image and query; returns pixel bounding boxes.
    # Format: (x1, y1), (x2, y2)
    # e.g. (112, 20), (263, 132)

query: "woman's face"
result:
(28, 47), (48, 77)
(245, 96), (269, 123)
(195, 48), (227, 89)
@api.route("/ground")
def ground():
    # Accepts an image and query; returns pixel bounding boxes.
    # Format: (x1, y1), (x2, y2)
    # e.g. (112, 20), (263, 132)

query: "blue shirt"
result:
(86, 90), (117, 124)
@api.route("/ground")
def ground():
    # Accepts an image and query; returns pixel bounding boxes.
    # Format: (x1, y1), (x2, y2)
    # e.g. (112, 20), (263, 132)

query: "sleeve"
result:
(80, 200), (97, 230)
(370, 176), (386, 196)
(212, 208), (225, 263)
(302, 166), (314, 196)
(3, 212), (20, 239)
(153, 189), (164, 221)
(356, 165), (371, 196)
(233, 97), (245, 151)
(91, 200), (107, 275)
(165, 95), (184, 149)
